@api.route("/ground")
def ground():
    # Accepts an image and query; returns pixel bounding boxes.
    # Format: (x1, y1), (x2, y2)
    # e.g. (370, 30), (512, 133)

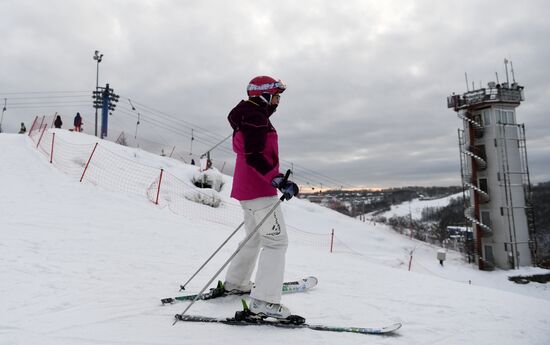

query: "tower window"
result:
(496, 109), (515, 124)
(481, 211), (492, 228)
(475, 145), (487, 160)
(483, 110), (491, 126)
(507, 111), (515, 124)
(479, 178), (488, 193)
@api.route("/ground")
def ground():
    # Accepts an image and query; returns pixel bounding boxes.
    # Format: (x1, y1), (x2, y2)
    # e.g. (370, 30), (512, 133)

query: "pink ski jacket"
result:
(228, 99), (281, 201)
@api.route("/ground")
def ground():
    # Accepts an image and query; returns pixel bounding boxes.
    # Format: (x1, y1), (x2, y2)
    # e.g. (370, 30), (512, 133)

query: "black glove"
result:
(271, 174), (299, 200)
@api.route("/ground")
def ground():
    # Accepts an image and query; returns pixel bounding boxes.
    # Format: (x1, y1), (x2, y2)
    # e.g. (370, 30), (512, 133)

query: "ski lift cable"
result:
(115, 98), (360, 191)
(112, 111), (219, 160)
(0, 95), (90, 101)
(287, 162), (356, 190)
(115, 108), (234, 153)
(115, 105), (235, 153)
(115, 108), (234, 156)
(123, 97), (227, 141)
(115, 109), (179, 150)
(116, 107), (355, 190)
(116, 102), (225, 144)
(0, 90), (89, 95)
(128, 98), (223, 135)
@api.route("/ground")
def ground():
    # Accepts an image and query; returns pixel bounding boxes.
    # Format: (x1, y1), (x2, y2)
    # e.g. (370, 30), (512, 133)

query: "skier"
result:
(54, 115), (63, 129)
(224, 76), (299, 319)
(74, 112), (82, 132)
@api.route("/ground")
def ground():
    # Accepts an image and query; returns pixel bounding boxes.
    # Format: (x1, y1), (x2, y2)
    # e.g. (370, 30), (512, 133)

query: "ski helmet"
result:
(246, 76), (286, 97)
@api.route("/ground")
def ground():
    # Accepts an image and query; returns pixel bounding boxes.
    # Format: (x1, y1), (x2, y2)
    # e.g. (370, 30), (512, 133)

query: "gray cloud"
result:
(1, 0), (549, 188)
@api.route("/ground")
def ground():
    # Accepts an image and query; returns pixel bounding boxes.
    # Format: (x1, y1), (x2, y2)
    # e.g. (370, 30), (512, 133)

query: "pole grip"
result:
(279, 169), (292, 201)
(283, 169), (291, 182)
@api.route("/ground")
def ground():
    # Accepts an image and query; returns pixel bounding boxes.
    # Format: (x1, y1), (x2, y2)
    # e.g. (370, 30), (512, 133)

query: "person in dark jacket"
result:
(74, 112), (82, 132)
(54, 115), (63, 129)
(18, 122), (26, 134)
(223, 76), (299, 319)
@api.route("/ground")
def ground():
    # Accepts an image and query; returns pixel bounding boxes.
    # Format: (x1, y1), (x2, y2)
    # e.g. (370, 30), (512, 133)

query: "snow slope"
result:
(375, 193), (464, 220)
(1, 131), (549, 345)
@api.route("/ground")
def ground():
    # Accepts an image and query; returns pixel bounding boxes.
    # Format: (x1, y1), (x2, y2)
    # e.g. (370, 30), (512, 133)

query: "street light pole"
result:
(0, 98), (6, 133)
(93, 50), (103, 137)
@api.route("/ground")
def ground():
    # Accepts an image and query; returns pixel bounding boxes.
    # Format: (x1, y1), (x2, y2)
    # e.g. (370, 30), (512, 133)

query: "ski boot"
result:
(235, 299), (305, 325)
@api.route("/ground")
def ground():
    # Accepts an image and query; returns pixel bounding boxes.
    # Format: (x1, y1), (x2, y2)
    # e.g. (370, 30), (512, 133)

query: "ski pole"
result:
(173, 170), (291, 325)
(179, 220), (245, 291)
(173, 197), (284, 324)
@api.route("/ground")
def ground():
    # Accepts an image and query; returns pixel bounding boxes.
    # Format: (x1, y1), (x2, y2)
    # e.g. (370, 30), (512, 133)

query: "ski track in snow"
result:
(1, 132), (549, 345)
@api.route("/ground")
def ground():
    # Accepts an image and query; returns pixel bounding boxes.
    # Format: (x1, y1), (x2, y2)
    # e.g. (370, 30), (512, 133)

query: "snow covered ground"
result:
(375, 193), (464, 220)
(1, 131), (549, 345)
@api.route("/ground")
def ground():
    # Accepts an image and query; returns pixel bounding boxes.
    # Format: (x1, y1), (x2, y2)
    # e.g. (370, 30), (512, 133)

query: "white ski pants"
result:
(225, 196), (288, 304)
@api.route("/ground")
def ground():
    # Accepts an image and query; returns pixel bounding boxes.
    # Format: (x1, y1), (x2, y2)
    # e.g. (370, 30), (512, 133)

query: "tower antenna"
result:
(510, 60), (516, 83)
(504, 58), (510, 85)
(465, 72), (470, 91)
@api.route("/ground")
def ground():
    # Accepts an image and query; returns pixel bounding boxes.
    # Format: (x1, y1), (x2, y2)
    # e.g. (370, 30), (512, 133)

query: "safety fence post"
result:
(408, 249), (414, 271)
(50, 132), (55, 163)
(80, 143), (98, 182)
(28, 116), (38, 137)
(50, 112), (57, 128)
(155, 169), (164, 205)
(37, 116), (45, 132)
(36, 125), (47, 148)
(330, 228), (334, 253)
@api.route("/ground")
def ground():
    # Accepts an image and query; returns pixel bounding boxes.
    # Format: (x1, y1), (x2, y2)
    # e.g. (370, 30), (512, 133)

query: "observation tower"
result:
(447, 63), (537, 270)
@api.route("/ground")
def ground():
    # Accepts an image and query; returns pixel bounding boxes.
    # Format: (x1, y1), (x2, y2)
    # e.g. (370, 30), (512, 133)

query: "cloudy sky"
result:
(1, 0), (549, 189)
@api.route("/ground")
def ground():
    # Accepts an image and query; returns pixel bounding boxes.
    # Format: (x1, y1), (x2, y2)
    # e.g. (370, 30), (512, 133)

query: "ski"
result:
(174, 313), (402, 335)
(161, 276), (318, 305)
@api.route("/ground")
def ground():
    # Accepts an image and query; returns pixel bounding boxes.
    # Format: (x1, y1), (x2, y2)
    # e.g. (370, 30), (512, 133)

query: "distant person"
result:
(18, 122), (26, 134)
(190, 158), (196, 165)
(73, 112), (82, 132)
(54, 115), (63, 129)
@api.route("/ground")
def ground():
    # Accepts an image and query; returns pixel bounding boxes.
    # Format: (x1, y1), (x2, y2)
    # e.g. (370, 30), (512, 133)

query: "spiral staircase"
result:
(457, 111), (492, 236)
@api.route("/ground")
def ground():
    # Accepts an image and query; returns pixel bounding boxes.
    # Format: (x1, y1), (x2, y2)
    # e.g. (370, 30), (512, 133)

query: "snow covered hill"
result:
(1, 131), (549, 345)
(375, 193), (464, 220)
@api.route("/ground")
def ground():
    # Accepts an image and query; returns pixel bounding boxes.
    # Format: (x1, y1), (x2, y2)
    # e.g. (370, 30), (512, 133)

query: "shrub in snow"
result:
(183, 188), (222, 208)
(192, 169), (224, 192)
(72, 157), (87, 167)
